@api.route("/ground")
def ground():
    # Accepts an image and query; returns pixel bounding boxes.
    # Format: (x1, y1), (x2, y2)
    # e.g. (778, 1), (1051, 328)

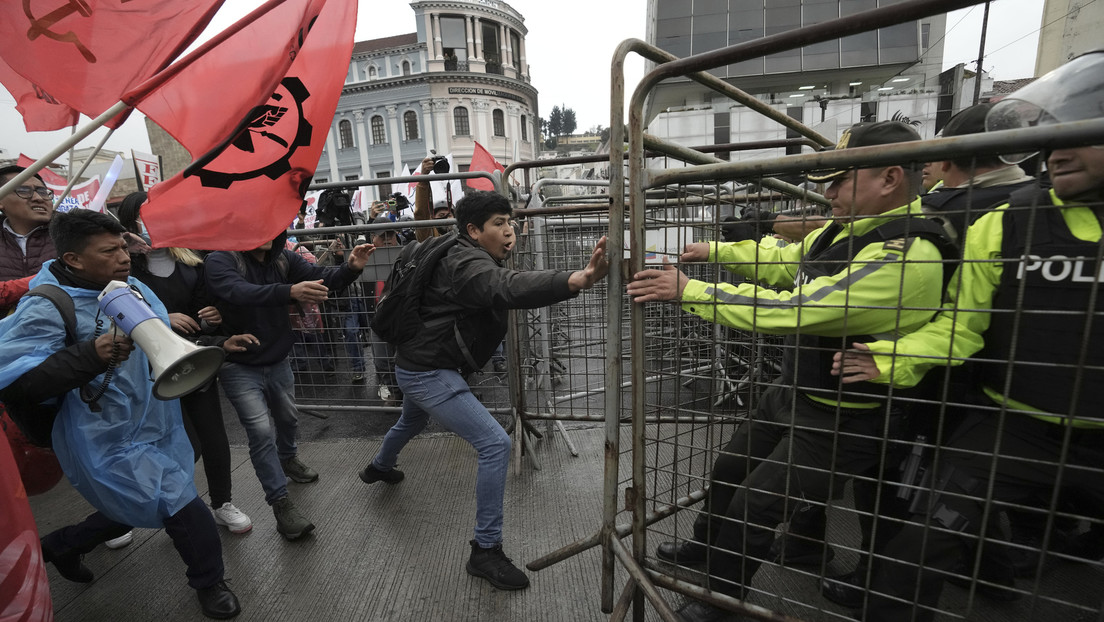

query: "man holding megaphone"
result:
(0, 209), (250, 619)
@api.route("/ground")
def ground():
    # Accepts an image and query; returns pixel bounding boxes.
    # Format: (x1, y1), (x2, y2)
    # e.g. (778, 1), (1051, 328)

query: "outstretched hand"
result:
(626, 256), (689, 303)
(568, 236), (610, 292)
(290, 279), (329, 304)
(831, 342), (881, 383)
(680, 242), (710, 263)
(346, 243), (376, 271)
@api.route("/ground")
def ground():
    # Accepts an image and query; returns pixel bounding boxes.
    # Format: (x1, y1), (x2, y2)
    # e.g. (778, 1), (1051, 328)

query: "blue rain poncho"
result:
(0, 261), (197, 527)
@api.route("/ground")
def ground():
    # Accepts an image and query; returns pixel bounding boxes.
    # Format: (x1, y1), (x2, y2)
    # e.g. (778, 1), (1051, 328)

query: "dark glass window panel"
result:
(440, 17), (466, 48)
(371, 115), (386, 144)
(339, 120), (353, 149)
(454, 107), (470, 136)
(841, 31), (878, 66)
(879, 22), (919, 64)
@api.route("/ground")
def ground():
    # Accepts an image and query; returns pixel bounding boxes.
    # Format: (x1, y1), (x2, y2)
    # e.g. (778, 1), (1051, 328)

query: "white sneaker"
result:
(104, 530), (133, 549)
(212, 503), (253, 534)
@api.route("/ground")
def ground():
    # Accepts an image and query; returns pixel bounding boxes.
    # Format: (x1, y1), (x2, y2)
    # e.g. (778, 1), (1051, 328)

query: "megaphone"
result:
(98, 281), (226, 400)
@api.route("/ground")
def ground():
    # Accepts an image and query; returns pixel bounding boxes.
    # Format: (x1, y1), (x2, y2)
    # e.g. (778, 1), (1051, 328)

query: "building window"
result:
(454, 106), (470, 136)
(483, 22), (502, 74)
(921, 23), (931, 49)
(441, 16), (467, 69)
(404, 110), (419, 141)
(492, 109), (505, 137)
(315, 178), (328, 184)
(368, 65), (377, 80)
(402, 60), (411, 76)
(521, 114), (528, 141)
(371, 115), (386, 144)
(338, 120), (354, 149)
(510, 31), (521, 70)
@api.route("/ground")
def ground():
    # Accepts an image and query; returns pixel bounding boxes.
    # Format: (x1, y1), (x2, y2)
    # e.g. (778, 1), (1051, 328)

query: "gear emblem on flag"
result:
(185, 77), (312, 189)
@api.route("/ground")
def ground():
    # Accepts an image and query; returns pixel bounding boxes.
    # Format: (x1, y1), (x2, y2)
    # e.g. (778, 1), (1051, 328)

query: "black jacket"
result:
(396, 236), (576, 373)
(205, 233), (363, 367)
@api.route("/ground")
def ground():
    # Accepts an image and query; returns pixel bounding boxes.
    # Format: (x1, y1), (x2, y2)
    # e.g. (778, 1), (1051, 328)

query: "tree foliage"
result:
(561, 108), (577, 136)
(548, 106), (563, 137)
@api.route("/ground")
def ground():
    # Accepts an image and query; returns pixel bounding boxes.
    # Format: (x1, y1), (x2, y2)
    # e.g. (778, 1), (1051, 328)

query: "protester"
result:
(315, 190), (371, 383)
(205, 228), (374, 540)
(117, 192), (253, 535)
(365, 216), (403, 402)
(0, 209), (247, 618)
(831, 50), (1104, 622)
(412, 155), (455, 241)
(627, 121), (949, 622)
(357, 190), (609, 591)
(0, 165), (55, 312)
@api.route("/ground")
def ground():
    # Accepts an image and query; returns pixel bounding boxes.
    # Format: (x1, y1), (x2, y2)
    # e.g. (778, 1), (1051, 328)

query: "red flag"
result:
(140, 0), (358, 251)
(0, 58), (78, 131)
(17, 154), (67, 186)
(0, 0), (224, 127)
(467, 141), (505, 191)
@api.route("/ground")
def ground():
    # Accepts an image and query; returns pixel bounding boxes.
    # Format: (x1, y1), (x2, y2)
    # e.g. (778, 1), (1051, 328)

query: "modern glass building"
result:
(644, 0), (946, 125)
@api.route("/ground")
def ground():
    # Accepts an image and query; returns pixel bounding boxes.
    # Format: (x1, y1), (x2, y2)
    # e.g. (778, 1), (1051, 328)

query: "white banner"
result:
(131, 150), (163, 191)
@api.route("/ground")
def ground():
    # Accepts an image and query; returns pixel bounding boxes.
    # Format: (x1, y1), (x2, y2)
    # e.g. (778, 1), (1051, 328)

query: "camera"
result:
(431, 155), (450, 174)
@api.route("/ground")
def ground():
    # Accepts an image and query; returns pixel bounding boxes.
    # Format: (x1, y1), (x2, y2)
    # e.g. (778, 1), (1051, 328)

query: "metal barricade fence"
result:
(523, 2), (1104, 622)
(288, 172), (514, 424)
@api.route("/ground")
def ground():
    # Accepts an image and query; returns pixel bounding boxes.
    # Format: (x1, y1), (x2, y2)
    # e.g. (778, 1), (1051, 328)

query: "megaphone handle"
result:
(81, 316), (123, 411)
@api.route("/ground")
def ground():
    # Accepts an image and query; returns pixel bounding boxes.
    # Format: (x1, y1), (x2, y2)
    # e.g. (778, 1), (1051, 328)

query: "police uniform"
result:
(675, 198), (947, 597)
(863, 189), (1104, 621)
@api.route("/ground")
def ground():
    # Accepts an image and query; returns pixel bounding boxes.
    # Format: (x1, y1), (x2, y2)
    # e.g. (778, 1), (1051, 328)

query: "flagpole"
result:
(54, 128), (115, 208)
(1, 0), (294, 201)
(0, 100), (129, 200)
(121, 0), (291, 106)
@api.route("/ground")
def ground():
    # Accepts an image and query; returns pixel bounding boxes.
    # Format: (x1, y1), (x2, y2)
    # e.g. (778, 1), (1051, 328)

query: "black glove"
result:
(720, 217), (759, 243)
(740, 207), (778, 236)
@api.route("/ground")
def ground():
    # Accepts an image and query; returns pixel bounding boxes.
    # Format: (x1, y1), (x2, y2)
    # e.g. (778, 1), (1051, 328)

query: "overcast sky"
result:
(2, 0), (1044, 164)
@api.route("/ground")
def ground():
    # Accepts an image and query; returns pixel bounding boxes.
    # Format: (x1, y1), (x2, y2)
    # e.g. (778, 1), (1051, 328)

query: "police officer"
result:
(627, 121), (950, 622)
(832, 50), (1104, 621)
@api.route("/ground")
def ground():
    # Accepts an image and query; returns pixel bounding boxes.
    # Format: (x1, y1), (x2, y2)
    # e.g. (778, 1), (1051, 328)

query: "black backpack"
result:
(371, 233), (461, 346)
(3, 284), (78, 448)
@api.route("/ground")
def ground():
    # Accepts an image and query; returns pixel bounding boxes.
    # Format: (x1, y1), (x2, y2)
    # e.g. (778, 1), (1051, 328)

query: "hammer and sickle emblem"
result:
(23, 0), (134, 63)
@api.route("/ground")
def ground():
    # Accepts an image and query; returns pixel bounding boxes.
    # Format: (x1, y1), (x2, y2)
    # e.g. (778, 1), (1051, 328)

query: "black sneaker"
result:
(272, 497), (315, 541)
(466, 540), (530, 590)
(281, 456), (319, 483)
(359, 464), (405, 485)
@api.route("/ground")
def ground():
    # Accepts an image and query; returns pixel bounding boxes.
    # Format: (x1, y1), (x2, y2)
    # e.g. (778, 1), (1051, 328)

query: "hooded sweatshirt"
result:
(204, 231), (362, 366)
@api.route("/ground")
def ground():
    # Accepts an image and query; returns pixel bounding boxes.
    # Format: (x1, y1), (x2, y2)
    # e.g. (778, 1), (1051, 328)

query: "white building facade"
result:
(316, 0), (539, 200)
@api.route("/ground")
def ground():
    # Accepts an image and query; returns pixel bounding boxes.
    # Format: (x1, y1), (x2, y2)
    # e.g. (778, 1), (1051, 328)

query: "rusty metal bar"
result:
(527, 488), (709, 571)
(641, 133), (830, 207)
(608, 536), (681, 622)
(649, 118), (1104, 189)
(646, 570), (809, 622)
(501, 137), (821, 183)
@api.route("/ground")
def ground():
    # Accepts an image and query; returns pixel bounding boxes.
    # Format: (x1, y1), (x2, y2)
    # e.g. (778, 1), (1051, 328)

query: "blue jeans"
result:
(219, 360), (299, 505)
(373, 367), (511, 547)
(342, 299), (368, 373)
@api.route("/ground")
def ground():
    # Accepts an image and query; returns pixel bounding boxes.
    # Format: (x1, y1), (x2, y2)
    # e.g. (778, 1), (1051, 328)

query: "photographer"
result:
(413, 155), (456, 242)
(315, 189), (371, 383)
